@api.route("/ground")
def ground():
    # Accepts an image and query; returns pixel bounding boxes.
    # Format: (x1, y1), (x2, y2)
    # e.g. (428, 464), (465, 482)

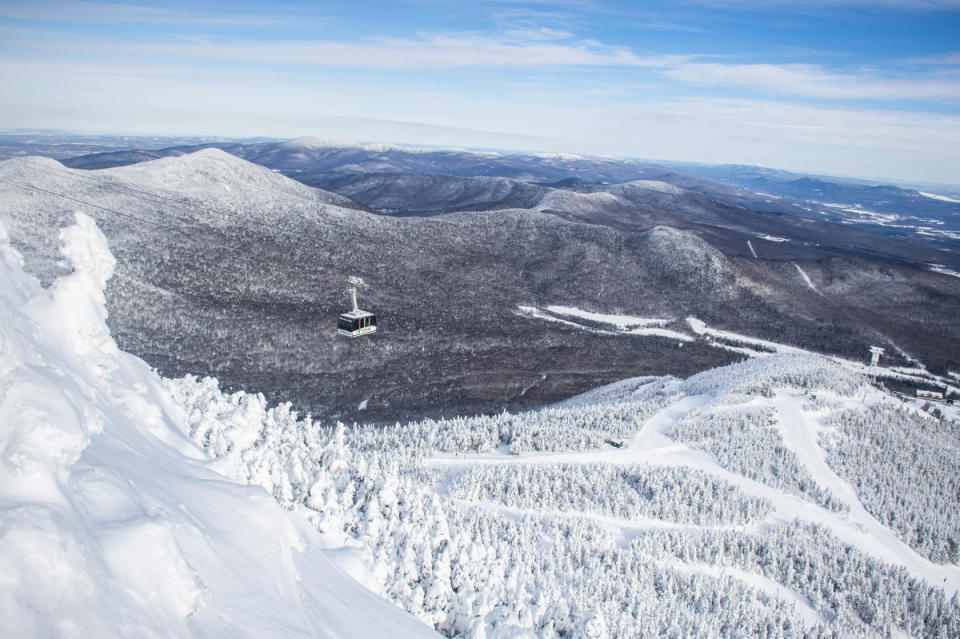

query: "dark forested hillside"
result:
(2, 150), (959, 422)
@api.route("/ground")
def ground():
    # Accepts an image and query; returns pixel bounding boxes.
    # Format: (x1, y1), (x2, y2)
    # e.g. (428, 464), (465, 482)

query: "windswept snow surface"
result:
(0, 214), (437, 638)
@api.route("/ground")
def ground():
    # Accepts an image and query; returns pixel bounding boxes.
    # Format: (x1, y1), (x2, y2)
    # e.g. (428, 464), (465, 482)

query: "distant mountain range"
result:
(40, 135), (960, 252)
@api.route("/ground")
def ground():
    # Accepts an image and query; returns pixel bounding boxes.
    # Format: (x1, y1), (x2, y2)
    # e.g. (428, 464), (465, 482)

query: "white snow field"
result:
(0, 215), (438, 639)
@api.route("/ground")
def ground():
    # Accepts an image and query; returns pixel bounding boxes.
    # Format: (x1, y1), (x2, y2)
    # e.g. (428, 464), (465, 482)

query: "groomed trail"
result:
(426, 382), (960, 599)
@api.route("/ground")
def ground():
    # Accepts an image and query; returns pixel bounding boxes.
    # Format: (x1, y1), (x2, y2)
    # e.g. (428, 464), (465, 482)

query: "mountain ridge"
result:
(3, 149), (959, 423)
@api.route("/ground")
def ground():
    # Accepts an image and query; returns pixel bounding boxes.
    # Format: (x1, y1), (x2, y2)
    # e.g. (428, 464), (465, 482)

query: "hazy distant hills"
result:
(301, 172), (549, 215)
(63, 136), (667, 182)
(657, 162), (960, 235)
(305, 169), (957, 270)
(2, 149), (959, 422)
(57, 136), (960, 256)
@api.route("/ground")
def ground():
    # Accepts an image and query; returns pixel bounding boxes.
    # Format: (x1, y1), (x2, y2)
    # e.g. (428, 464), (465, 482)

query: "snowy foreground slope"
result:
(167, 350), (960, 636)
(0, 215), (438, 638)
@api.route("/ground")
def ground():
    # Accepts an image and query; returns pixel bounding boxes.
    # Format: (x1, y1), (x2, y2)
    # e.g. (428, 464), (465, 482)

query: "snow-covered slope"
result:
(0, 152), (369, 286)
(102, 147), (363, 211)
(0, 214), (437, 638)
(166, 344), (960, 638)
(643, 225), (736, 293)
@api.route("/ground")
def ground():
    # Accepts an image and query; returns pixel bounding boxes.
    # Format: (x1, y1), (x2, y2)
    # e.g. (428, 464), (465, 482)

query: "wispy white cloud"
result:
(501, 25), (575, 41)
(3, 21), (956, 104)
(639, 21), (707, 33)
(3, 54), (959, 182)
(0, 26), (693, 69)
(664, 62), (960, 100)
(0, 1), (326, 29)
(897, 52), (960, 65)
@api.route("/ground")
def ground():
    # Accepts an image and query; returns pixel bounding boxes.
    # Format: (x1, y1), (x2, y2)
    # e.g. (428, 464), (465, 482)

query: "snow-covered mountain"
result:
(54, 136), (960, 253)
(302, 169), (955, 270)
(655, 161), (960, 232)
(2, 150), (959, 424)
(3, 164), (959, 638)
(0, 214), (438, 638)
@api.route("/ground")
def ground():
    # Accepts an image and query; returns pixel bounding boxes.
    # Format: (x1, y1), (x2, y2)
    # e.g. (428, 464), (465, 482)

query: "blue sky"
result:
(1, 0), (959, 183)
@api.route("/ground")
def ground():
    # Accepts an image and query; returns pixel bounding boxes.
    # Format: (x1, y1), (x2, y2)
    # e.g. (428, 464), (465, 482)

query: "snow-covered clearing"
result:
(687, 316), (960, 394)
(516, 304), (612, 334)
(685, 316), (808, 357)
(545, 304), (671, 329)
(518, 373), (547, 397)
(930, 264), (960, 279)
(523, 303), (960, 397)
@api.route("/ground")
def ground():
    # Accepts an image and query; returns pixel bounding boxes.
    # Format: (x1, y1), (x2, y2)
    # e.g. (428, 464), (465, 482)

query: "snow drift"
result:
(0, 213), (436, 638)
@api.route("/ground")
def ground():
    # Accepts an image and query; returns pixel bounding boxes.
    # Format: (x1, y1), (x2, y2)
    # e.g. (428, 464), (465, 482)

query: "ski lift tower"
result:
(869, 346), (885, 368)
(337, 276), (377, 337)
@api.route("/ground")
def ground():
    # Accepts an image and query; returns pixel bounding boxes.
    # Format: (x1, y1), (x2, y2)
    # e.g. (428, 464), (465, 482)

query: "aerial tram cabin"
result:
(338, 284), (377, 337)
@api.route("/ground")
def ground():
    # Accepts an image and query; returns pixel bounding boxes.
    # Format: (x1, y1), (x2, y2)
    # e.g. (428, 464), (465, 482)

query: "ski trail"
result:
(793, 262), (819, 293)
(449, 497), (750, 538)
(670, 561), (828, 630)
(773, 391), (960, 596)
(427, 391), (960, 595)
(518, 374), (547, 397)
(747, 240), (758, 258)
